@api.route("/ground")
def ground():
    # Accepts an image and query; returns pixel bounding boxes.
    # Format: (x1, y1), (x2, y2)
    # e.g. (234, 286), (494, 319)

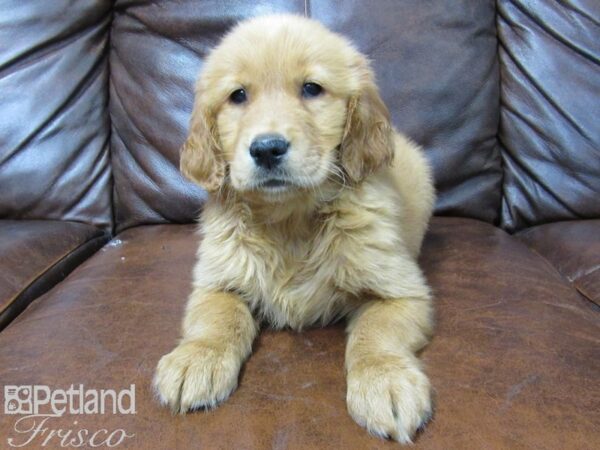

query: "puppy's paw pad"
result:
(347, 357), (432, 444)
(153, 341), (240, 413)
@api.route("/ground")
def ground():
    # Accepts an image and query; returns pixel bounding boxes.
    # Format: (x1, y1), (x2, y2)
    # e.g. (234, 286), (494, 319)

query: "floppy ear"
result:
(180, 94), (225, 193)
(340, 79), (395, 183)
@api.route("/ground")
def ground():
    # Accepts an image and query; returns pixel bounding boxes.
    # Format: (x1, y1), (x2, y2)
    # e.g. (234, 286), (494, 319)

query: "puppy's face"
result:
(181, 15), (394, 202)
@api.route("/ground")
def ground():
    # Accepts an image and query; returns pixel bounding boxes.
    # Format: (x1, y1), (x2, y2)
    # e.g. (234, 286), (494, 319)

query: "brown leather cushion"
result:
(0, 220), (108, 330)
(498, 1), (600, 231)
(0, 1), (113, 229)
(0, 218), (598, 448)
(110, 1), (501, 232)
(517, 220), (600, 306)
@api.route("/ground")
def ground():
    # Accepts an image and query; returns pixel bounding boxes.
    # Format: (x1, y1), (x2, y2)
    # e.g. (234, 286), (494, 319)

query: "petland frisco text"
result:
(4, 384), (136, 447)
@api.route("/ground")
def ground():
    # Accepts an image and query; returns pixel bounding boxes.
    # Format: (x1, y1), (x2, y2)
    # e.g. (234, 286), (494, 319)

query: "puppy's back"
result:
(387, 133), (435, 258)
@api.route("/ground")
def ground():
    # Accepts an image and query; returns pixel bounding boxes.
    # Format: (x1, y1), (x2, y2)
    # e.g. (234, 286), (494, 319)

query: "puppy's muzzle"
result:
(249, 134), (289, 170)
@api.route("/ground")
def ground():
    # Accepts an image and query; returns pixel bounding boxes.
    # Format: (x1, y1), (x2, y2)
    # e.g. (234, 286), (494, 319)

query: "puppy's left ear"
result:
(340, 75), (395, 183)
(180, 91), (225, 193)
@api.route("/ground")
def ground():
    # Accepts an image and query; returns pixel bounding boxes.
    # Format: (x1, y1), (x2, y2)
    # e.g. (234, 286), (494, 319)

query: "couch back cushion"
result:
(0, 0), (113, 230)
(109, 0), (502, 232)
(498, 0), (600, 232)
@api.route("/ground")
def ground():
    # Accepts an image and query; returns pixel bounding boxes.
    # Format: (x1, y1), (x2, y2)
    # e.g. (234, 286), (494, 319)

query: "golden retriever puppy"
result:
(154, 14), (435, 444)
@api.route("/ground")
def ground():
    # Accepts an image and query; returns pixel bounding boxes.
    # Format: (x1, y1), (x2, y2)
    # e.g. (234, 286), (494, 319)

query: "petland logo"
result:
(3, 385), (136, 447)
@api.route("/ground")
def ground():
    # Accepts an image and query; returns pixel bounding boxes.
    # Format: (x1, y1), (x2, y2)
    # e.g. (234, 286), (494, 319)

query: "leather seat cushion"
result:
(0, 218), (598, 448)
(0, 220), (108, 330)
(517, 220), (600, 306)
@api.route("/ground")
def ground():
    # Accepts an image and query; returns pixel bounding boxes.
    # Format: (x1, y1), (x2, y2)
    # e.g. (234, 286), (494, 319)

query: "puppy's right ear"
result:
(180, 94), (225, 193)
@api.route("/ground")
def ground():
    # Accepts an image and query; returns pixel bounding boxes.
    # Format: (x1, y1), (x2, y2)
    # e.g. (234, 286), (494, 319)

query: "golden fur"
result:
(154, 14), (435, 444)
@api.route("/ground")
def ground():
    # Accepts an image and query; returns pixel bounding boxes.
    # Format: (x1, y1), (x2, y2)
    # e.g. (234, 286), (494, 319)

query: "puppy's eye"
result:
(302, 82), (323, 98)
(229, 88), (247, 104)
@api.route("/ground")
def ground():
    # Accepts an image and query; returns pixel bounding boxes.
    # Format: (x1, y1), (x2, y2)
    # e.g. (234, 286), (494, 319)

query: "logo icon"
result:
(4, 386), (33, 415)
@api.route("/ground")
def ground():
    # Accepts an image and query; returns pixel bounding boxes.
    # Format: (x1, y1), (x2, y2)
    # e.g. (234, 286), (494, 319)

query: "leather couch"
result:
(1, 1), (598, 448)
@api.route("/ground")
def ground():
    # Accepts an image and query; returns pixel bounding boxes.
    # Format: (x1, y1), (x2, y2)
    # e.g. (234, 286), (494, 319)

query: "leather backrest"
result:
(3, 2), (598, 233)
(0, 0), (113, 230)
(109, 0), (502, 232)
(498, 0), (600, 232)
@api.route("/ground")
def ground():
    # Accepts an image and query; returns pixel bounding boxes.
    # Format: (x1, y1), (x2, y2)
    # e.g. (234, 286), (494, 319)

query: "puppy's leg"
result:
(345, 296), (433, 444)
(154, 289), (257, 413)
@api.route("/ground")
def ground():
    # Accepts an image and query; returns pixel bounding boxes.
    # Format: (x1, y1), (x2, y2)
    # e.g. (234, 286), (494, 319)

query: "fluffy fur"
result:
(154, 14), (435, 444)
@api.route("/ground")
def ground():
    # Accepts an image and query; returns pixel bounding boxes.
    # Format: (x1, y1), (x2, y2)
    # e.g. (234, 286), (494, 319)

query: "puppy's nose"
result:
(249, 134), (289, 170)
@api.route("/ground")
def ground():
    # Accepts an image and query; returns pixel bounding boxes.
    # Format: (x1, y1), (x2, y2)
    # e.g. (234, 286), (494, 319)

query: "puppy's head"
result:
(181, 15), (394, 201)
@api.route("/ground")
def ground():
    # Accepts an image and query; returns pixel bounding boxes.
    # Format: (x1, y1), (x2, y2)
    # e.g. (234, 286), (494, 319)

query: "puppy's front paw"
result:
(346, 354), (432, 444)
(153, 340), (241, 413)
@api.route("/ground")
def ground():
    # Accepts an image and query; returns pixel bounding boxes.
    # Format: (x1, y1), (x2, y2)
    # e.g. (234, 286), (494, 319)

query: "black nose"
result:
(249, 134), (289, 169)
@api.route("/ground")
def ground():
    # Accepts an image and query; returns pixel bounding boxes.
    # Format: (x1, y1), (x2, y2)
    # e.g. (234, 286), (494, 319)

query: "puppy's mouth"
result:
(264, 179), (286, 187)
(255, 178), (293, 191)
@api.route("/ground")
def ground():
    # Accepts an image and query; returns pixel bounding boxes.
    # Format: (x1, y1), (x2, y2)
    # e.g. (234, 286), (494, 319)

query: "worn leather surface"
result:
(0, 0), (113, 229)
(1, 218), (598, 449)
(517, 220), (600, 306)
(497, 0), (600, 232)
(110, 0), (501, 232)
(0, 220), (108, 330)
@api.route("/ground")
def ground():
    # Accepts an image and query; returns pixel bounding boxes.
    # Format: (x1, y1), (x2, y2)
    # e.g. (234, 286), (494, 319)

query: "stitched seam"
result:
(527, 245), (599, 308)
(0, 234), (108, 317)
(494, 0), (505, 228)
(107, 1), (117, 235)
(572, 264), (600, 282)
(304, 0), (311, 17)
(573, 285), (598, 307)
(516, 237), (566, 280)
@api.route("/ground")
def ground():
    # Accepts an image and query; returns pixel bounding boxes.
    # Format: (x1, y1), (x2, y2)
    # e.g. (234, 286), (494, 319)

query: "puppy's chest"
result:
(243, 230), (355, 328)
(204, 220), (359, 329)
